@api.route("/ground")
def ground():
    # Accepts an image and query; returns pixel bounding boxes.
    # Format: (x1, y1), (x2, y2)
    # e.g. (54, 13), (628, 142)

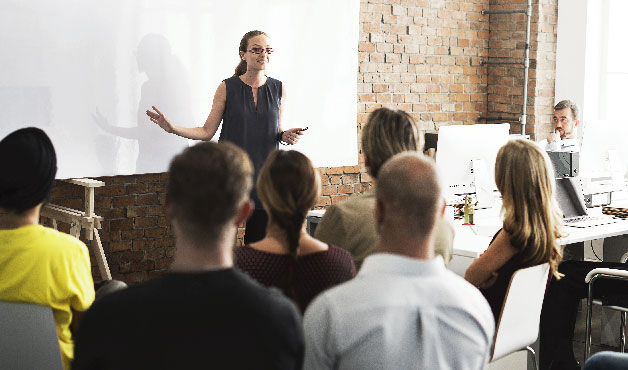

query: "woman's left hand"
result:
(281, 128), (305, 145)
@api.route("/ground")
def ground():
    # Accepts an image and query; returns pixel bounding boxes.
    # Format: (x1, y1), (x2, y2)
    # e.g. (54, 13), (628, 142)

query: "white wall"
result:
(555, 0), (628, 123)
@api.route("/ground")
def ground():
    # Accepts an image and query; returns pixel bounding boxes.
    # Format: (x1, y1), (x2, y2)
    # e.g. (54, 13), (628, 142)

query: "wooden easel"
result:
(40, 179), (111, 280)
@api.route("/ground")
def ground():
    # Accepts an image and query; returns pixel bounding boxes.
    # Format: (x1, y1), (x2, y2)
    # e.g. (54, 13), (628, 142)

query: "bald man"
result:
(303, 153), (494, 370)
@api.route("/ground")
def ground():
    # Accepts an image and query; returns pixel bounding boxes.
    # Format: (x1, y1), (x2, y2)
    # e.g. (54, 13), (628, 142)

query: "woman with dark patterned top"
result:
(147, 30), (305, 244)
(235, 150), (356, 312)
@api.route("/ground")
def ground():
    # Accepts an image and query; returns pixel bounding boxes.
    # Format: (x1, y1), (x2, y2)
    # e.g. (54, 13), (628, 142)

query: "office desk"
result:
(449, 201), (628, 276)
(307, 201), (628, 276)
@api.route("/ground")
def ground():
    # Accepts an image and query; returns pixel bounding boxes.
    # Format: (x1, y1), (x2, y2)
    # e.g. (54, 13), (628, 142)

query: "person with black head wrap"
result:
(0, 127), (96, 370)
(0, 127), (57, 212)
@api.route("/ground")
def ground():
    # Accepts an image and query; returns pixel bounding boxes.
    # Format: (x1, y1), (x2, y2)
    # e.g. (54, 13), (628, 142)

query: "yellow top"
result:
(0, 225), (95, 370)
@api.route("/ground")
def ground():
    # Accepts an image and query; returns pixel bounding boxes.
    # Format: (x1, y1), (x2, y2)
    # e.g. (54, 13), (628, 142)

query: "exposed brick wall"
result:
(46, 0), (559, 284)
(485, 0), (558, 139)
(48, 175), (174, 283)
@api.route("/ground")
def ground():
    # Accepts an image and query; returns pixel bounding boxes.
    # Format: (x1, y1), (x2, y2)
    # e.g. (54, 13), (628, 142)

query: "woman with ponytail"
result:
(147, 30), (305, 244)
(235, 150), (356, 312)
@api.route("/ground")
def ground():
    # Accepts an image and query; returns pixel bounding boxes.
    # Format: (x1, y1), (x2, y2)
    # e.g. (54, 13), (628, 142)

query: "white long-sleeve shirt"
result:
(537, 137), (580, 152)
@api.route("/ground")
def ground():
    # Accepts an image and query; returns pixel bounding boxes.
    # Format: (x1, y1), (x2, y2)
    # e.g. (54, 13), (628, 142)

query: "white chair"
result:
(584, 267), (628, 360)
(490, 263), (551, 370)
(0, 301), (63, 370)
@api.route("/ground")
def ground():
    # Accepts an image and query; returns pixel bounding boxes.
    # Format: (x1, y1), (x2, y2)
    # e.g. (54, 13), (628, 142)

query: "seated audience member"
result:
(73, 142), (304, 370)
(0, 128), (95, 370)
(539, 100), (581, 152)
(583, 351), (628, 370)
(315, 107), (454, 269)
(235, 150), (355, 312)
(540, 261), (628, 368)
(465, 139), (563, 323)
(303, 152), (494, 370)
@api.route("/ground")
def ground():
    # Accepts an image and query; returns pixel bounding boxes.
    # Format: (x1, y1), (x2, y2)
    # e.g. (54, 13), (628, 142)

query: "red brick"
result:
(117, 250), (144, 263)
(315, 197), (332, 208)
(145, 227), (166, 239)
(126, 183), (148, 195)
(155, 238), (175, 248)
(137, 174), (160, 183)
(155, 258), (173, 270)
(325, 167), (344, 175)
(331, 195), (350, 204)
(147, 183), (166, 193)
(102, 208), (125, 219)
(110, 219), (133, 231)
(109, 241), (132, 252)
(338, 185), (355, 194)
(126, 207), (148, 218)
(157, 216), (171, 227)
(99, 185), (125, 197)
(119, 262), (131, 273)
(134, 217), (157, 228)
(135, 194), (159, 206)
(113, 196), (134, 208)
(121, 229), (145, 240)
(131, 260), (155, 272)
(342, 174), (360, 184)
(145, 248), (165, 260)
(359, 42), (376, 52)
(321, 186), (338, 196)
(132, 239), (155, 250)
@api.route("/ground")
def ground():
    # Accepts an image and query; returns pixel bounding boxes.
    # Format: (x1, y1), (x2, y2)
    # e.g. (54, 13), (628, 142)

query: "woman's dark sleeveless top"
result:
(481, 228), (527, 323)
(220, 76), (281, 209)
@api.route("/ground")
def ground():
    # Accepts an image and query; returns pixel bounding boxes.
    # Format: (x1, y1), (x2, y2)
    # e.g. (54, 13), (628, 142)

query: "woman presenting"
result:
(146, 30), (304, 243)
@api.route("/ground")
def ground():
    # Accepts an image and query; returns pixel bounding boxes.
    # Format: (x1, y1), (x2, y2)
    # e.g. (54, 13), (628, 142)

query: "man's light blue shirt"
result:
(303, 253), (495, 370)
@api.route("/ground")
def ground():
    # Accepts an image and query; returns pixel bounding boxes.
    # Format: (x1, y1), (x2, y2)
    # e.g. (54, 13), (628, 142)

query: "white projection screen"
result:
(0, 0), (359, 179)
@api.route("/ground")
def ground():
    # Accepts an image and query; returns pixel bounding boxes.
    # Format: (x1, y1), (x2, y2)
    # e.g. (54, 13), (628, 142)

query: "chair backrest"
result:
(491, 263), (550, 362)
(0, 301), (63, 370)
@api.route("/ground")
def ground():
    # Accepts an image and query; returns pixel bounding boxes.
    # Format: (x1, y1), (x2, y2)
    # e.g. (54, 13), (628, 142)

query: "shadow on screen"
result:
(0, 87), (52, 139)
(92, 34), (192, 175)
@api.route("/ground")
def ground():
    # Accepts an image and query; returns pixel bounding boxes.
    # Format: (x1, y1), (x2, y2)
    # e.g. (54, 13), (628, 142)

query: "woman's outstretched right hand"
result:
(146, 106), (174, 133)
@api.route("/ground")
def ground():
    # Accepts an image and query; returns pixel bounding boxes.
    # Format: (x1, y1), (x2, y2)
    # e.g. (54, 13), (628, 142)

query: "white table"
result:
(307, 199), (628, 276)
(449, 201), (628, 276)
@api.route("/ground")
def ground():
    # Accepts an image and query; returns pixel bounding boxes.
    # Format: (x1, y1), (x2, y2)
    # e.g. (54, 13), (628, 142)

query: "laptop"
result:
(555, 177), (618, 228)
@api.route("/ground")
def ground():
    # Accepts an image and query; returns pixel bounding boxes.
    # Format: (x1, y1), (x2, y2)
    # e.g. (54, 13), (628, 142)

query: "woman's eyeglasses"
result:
(247, 47), (274, 55)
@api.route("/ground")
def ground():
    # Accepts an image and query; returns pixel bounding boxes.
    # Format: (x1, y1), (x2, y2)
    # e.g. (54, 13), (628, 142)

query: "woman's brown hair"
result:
(256, 150), (320, 305)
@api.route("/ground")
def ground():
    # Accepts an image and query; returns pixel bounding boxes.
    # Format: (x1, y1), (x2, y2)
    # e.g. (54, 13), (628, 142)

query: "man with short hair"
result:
(541, 100), (581, 151)
(303, 152), (494, 370)
(0, 127), (95, 370)
(315, 107), (454, 269)
(73, 142), (304, 370)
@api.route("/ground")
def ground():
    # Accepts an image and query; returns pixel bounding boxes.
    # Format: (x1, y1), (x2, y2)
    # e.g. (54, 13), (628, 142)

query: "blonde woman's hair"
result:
(256, 150), (321, 306)
(361, 108), (423, 179)
(495, 139), (564, 278)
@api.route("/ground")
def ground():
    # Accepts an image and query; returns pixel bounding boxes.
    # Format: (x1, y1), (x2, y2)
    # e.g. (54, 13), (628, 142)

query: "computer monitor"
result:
(435, 123), (510, 203)
(579, 120), (628, 191)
